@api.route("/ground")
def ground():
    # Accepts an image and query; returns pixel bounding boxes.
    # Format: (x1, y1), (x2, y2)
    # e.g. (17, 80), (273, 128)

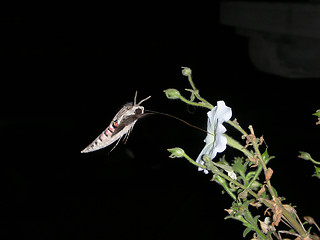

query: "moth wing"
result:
(111, 114), (138, 136)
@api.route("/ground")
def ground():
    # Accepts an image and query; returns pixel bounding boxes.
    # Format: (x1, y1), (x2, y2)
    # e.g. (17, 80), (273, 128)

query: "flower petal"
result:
(215, 101), (232, 123)
(196, 143), (216, 174)
(213, 132), (228, 153)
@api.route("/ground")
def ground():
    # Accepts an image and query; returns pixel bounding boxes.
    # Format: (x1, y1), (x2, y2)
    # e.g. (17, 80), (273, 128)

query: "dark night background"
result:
(1, 2), (319, 240)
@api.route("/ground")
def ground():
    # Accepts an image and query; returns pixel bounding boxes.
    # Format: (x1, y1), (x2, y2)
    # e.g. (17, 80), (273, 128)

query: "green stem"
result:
(224, 134), (254, 159)
(247, 166), (264, 189)
(178, 95), (212, 109)
(186, 71), (197, 91)
(183, 70), (214, 109)
(226, 119), (248, 136)
(310, 157), (320, 165)
(183, 153), (207, 169)
(192, 93), (213, 109)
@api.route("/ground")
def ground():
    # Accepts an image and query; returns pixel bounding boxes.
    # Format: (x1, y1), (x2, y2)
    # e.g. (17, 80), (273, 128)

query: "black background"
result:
(1, 4), (319, 240)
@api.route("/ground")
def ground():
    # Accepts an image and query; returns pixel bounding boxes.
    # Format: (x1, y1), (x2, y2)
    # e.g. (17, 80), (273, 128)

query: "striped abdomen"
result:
(80, 120), (121, 153)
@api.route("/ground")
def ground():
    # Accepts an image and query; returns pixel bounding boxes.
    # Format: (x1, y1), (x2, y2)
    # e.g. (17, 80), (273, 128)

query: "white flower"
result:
(196, 101), (232, 174)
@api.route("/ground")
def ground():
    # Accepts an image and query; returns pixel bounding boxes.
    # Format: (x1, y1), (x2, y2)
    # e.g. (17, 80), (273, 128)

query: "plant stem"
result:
(309, 157), (320, 165)
(224, 134), (254, 159)
(183, 153), (207, 169)
(186, 72), (197, 91)
(226, 119), (248, 136)
(178, 94), (212, 109)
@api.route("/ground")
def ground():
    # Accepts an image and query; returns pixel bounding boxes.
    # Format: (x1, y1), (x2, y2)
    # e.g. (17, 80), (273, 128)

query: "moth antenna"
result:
(134, 91), (138, 105)
(137, 95), (151, 106)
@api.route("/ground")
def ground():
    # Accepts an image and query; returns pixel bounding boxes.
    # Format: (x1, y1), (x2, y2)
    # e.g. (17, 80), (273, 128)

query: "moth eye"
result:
(135, 108), (142, 114)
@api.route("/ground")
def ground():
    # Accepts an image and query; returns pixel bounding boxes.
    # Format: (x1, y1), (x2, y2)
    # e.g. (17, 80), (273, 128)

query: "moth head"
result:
(134, 107), (143, 115)
(133, 91), (151, 106)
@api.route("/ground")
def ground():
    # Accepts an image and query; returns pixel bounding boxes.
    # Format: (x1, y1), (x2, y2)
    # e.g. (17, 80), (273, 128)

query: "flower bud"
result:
(163, 89), (181, 99)
(298, 151), (313, 161)
(181, 67), (192, 76)
(167, 147), (185, 158)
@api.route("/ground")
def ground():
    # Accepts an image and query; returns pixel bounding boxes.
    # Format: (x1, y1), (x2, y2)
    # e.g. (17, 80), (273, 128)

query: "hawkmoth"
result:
(81, 91), (151, 153)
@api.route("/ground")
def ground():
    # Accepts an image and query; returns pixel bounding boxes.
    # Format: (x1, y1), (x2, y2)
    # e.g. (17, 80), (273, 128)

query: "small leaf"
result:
(262, 149), (275, 163)
(232, 157), (245, 174)
(262, 149), (269, 160)
(252, 215), (261, 225)
(272, 186), (278, 198)
(312, 166), (320, 179)
(242, 227), (253, 238)
(312, 109), (320, 117)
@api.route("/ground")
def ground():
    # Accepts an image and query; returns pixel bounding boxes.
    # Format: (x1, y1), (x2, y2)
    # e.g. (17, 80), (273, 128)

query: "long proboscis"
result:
(145, 110), (211, 135)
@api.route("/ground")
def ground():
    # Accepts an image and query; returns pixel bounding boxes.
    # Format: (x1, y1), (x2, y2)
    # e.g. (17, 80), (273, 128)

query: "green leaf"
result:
(242, 199), (256, 210)
(312, 109), (320, 117)
(243, 227), (253, 238)
(252, 215), (260, 225)
(262, 149), (269, 160)
(312, 166), (320, 179)
(262, 149), (275, 164)
(272, 186), (278, 198)
(232, 157), (245, 174)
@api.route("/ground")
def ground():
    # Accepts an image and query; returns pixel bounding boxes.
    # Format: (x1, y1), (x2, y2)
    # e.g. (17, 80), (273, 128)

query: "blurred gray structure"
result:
(220, 1), (320, 78)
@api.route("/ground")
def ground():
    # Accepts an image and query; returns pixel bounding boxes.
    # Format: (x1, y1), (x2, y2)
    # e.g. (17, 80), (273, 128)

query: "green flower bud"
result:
(298, 151), (313, 161)
(181, 67), (192, 76)
(163, 89), (181, 99)
(167, 147), (185, 158)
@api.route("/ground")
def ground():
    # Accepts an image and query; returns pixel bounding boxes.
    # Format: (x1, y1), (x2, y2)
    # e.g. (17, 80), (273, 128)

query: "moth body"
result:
(81, 92), (150, 153)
